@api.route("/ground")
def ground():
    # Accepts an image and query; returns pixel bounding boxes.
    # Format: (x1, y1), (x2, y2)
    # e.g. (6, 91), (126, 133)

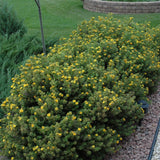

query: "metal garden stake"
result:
(35, 0), (46, 54)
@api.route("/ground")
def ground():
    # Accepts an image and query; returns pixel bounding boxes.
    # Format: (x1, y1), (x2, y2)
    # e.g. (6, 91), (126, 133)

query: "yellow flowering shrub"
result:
(0, 15), (159, 160)
(62, 15), (160, 99)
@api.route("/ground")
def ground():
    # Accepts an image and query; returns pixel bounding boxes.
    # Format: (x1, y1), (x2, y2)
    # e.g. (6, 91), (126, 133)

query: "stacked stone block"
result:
(83, 0), (160, 14)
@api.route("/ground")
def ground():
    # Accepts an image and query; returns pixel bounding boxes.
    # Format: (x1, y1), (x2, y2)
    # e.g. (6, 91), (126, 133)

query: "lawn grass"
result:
(7, 0), (160, 40)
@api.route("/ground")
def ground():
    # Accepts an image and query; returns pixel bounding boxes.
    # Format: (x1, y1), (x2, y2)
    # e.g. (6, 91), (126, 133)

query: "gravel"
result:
(150, 120), (160, 160)
(104, 82), (160, 160)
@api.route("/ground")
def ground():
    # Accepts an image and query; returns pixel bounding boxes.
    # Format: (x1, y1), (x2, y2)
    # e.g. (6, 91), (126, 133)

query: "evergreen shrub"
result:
(0, 15), (160, 160)
(0, 0), (26, 37)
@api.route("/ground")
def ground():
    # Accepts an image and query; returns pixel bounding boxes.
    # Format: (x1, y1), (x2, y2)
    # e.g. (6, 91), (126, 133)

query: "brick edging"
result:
(83, 0), (160, 14)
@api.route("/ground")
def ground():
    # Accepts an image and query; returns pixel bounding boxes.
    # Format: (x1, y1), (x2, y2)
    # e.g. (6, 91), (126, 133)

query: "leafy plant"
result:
(0, 0), (59, 119)
(0, 15), (159, 160)
(0, 33), (59, 118)
(0, 0), (26, 37)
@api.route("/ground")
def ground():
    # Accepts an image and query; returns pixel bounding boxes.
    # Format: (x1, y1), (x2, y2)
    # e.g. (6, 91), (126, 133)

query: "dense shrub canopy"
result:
(0, 15), (160, 160)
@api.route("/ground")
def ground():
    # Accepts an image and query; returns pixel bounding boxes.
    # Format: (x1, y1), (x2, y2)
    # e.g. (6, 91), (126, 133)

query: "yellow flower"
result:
(59, 93), (63, 97)
(72, 116), (76, 120)
(38, 98), (43, 103)
(72, 131), (76, 136)
(78, 128), (81, 131)
(85, 101), (88, 105)
(103, 129), (106, 132)
(104, 107), (109, 111)
(78, 118), (82, 122)
(21, 79), (25, 82)
(41, 106), (44, 110)
(57, 133), (62, 136)
(109, 101), (114, 106)
(23, 84), (29, 87)
(92, 145), (95, 148)
(141, 108), (144, 113)
(33, 146), (38, 151)
(41, 148), (44, 151)
(55, 107), (58, 111)
(47, 113), (51, 117)
(55, 99), (58, 103)
(31, 124), (34, 128)
(99, 94), (102, 98)
(19, 108), (23, 113)
(1, 103), (5, 107)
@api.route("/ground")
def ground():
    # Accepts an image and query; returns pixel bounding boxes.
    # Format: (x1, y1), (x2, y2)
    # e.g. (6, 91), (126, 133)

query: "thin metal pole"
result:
(35, 0), (46, 54)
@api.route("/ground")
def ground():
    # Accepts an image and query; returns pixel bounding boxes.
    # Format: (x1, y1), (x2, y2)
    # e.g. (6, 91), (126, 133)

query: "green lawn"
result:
(6, 0), (160, 39)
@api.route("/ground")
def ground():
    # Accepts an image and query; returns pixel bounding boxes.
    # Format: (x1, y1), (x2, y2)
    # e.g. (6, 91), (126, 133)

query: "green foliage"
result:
(0, 15), (160, 160)
(0, 0), (59, 119)
(0, 0), (26, 37)
(68, 16), (160, 99)
(0, 33), (59, 118)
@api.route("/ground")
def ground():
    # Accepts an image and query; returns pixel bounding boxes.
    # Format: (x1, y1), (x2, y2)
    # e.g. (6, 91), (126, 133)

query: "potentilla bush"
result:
(57, 15), (160, 99)
(0, 52), (143, 160)
(0, 15), (159, 160)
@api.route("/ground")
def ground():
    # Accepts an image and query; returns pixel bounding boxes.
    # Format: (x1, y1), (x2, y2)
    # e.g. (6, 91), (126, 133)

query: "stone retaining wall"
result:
(83, 0), (160, 14)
